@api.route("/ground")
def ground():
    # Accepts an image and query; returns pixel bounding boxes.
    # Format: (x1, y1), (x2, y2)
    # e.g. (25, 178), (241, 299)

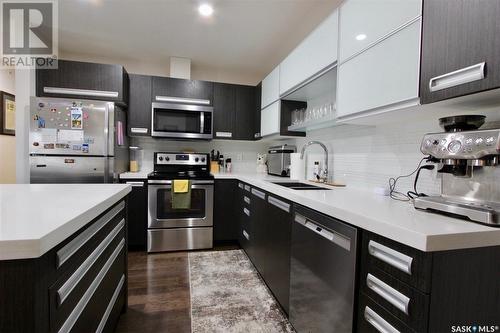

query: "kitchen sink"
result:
(272, 182), (331, 190)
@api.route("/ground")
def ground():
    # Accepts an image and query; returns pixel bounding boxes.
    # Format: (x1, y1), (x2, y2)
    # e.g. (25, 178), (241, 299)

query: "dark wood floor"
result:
(115, 244), (240, 333)
(115, 251), (192, 333)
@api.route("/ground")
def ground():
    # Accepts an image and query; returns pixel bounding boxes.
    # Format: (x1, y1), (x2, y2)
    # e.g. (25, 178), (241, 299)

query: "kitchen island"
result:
(0, 184), (131, 333)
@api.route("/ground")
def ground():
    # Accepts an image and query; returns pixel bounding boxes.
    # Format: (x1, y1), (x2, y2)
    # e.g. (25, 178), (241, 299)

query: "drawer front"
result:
(360, 267), (430, 332)
(362, 232), (432, 293)
(357, 292), (415, 333)
(339, 0), (421, 62)
(49, 221), (125, 332)
(52, 236), (126, 333)
(54, 201), (126, 274)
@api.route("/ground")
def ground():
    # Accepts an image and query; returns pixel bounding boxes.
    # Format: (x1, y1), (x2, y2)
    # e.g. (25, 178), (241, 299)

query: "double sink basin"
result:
(272, 182), (331, 191)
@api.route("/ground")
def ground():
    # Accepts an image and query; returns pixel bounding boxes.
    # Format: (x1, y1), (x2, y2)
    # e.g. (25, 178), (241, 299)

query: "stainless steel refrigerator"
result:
(29, 97), (128, 183)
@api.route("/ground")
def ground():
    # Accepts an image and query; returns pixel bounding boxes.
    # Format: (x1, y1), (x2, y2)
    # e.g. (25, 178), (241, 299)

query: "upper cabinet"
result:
(260, 101), (280, 137)
(152, 76), (214, 105)
(336, 0), (422, 119)
(279, 10), (339, 96)
(36, 60), (129, 106)
(261, 66), (280, 109)
(420, 0), (500, 104)
(128, 74), (152, 136)
(338, 0), (421, 62)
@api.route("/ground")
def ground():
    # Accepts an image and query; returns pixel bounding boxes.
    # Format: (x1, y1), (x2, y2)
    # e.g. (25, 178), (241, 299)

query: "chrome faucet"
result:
(300, 141), (329, 182)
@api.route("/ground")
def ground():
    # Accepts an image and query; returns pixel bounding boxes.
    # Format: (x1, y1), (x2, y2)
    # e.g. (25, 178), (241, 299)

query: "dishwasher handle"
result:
(295, 213), (352, 251)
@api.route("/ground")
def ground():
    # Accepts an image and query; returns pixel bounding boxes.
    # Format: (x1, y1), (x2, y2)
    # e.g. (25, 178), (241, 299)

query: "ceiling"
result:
(58, 0), (342, 84)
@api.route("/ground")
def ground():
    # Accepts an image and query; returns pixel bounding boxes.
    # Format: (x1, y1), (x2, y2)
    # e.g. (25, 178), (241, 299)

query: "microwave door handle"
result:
(200, 112), (205, 134)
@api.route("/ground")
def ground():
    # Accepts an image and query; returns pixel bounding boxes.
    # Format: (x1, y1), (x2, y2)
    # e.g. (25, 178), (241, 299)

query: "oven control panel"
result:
(420, 129), (500, 159)
(155, 153), (208, 166)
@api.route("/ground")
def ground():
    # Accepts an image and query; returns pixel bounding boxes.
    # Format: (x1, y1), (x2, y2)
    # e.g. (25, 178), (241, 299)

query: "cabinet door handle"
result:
(216, 131), (233, 138)
(238, 183), (244, 189)
(244, 196), (251, 204)
(126, 181), (144, 187)
(268, 196), (290, 213)
(295, 213), (351, 251)
(366, 273), (410, 315)
(243, 208), (250, 217)
(251, 188), (266, 200)
(96, 274), (125, 333)
(429, 62), (485, 92)
(56, 201), (125, 268)
(364, 306), (400, 333)
(244, 185), (251, 192)
(368, 240), (413, 275)
(43, 87), (119, 98)
(155, 95), (210, 105)
(130, 127), (148, 134)
(242, 230), (250, 240)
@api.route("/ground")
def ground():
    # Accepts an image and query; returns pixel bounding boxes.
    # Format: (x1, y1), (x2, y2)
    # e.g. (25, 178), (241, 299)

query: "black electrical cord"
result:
(388, 156), (433, 202)
(407, 165), (435, 199)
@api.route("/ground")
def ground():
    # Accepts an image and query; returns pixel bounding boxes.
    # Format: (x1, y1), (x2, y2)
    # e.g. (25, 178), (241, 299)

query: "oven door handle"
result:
(148, 180), (214, 185)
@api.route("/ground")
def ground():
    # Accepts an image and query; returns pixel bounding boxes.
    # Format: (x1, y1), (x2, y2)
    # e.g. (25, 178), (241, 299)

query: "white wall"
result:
(0, 70), (16, 183)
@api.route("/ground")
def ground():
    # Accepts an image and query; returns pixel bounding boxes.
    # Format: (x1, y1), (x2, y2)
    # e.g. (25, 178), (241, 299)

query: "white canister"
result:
(289, 153), (306, 180)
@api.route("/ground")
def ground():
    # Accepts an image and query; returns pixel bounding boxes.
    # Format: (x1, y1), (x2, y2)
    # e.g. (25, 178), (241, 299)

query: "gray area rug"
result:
(189, 249), (295, 333)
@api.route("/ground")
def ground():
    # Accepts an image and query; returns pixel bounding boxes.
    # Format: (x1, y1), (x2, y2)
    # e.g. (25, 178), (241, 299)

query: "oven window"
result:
(156, 189), (206, 219)
(153, 109), (201, 133)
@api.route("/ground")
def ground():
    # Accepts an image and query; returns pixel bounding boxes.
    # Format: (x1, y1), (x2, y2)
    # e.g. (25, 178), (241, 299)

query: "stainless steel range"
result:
(414, 115), (500, 226)
(147, 152), (214, 252)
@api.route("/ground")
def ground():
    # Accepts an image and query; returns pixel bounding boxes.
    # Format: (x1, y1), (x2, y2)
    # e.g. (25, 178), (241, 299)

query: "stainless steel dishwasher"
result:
(289, 204), (358, 333)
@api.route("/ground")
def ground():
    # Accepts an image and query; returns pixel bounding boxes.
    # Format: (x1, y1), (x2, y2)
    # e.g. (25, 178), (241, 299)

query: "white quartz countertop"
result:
(119, 171), (151, 180)
(0, 184), (131, 260)
(214, 173), (500, 252)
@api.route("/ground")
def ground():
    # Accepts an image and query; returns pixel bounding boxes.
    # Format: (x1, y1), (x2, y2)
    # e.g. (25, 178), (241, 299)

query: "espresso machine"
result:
(414, 115), (500, 226)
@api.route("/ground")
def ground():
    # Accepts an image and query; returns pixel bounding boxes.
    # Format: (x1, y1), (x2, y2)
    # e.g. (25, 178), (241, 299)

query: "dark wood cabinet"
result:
(213, 83), (258, 141)
(120, 179), (147, 250)
(254, 83), (262, 140)
(214, 179), (238, 242)
(263, 194), (292, 314)
(152, 76), (213, 105)
(357, 231), (500, 333)
(213, 83), (236, 139)
(36, 60), (129, 106)
(0, 200), (128, 333)
(234, 85), (256, 140)
(127, 74), (152, 137)
(420, 0), (500, 104)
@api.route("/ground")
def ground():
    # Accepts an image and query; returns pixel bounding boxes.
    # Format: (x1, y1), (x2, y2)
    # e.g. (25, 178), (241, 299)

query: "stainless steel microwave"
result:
(151, 102), (213, 139)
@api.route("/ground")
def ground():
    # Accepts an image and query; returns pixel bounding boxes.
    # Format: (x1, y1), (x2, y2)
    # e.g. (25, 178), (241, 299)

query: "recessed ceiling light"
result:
(355, 34), (367, 41)
(198, 3), (214, 17)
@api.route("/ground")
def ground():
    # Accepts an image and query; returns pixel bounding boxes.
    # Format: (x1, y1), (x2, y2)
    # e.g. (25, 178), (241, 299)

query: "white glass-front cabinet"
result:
(260, 101), (280, 137)
(279, 10), (339, 97)
(261, 66), (280, 109)
(336, 0), (422, 120)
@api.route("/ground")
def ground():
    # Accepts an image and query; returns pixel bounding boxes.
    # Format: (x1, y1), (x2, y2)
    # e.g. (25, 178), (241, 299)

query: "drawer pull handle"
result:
(96, 274), (125, 333)
(243, 230), (250, 240)
(56, 201), (125, 268)
(216, 131), (233, 138)
(58, 238), (125, 333)
(368, 240), (413, 275)
(429, 62), (485, 92)
(244, 185), (251, 192)
(238, 183), (244, 189)
(268, 196), (290, 213)
(126, 181), (144, 187)
(251, 188), (266, 200)
(366, 273), (410, 315)
(244, 196), (251, 204)
(57, 219), (125, 306)
(243, 208), (250, 217)
(43, 87), (119, 98)
(364, 306), (400, 333)
(130, 127), (148, 134)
